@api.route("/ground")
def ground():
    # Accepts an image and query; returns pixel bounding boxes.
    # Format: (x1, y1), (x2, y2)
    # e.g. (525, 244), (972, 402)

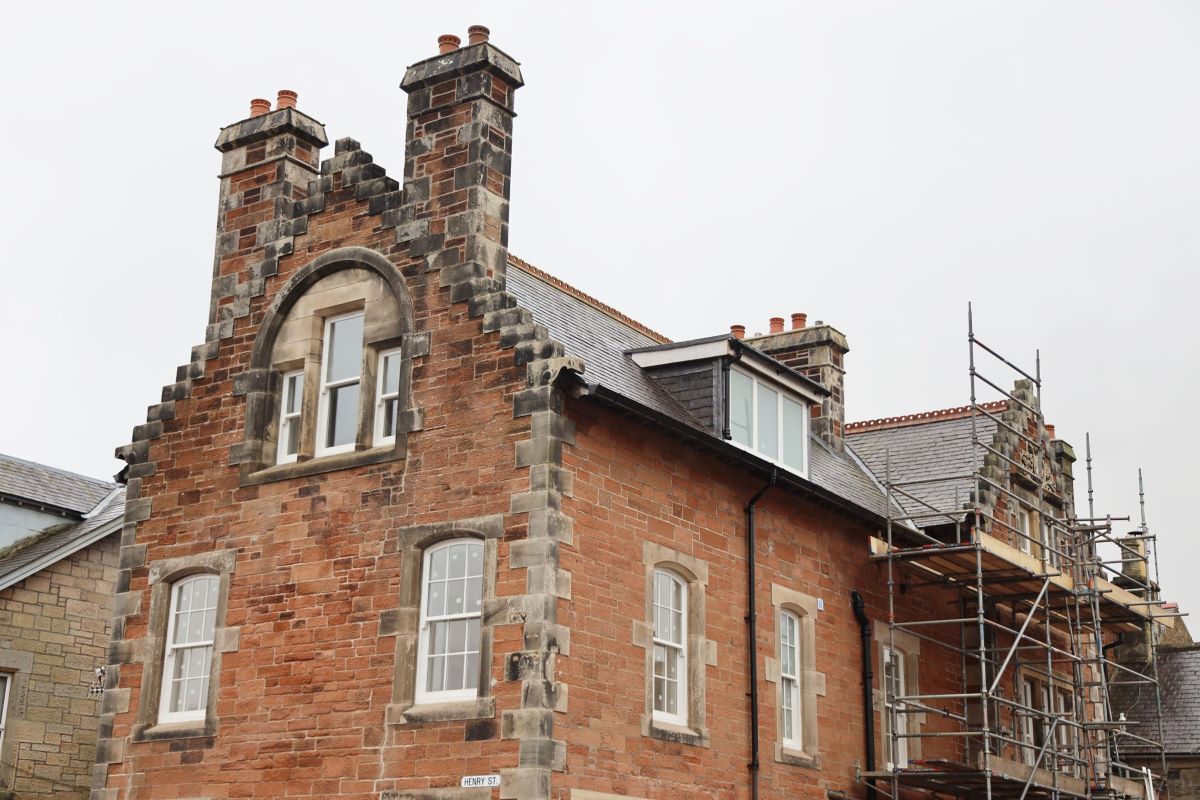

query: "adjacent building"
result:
(92, 28), (1179, 800)
(0, 453), (123, 798)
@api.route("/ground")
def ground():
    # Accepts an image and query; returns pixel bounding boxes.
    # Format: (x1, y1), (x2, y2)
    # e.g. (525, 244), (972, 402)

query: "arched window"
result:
(652, 568), (688, 725)
(416, 539), (485, 704)
(241, 248), (422, 482)
(779, 609), (802, 749)
(159, 574), (220, 723)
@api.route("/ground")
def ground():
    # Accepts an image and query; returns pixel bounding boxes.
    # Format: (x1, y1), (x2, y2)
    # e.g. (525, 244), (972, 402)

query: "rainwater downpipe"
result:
(745, 469), (776, 800)
(852, 590), (877, 800)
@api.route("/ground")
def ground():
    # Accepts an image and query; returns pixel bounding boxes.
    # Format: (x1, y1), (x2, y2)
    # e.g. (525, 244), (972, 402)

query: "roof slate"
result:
(0, 453), (117, 516)
(845, 415), (997, 520)
(507, 261), (892, 519)
(1111, 645), (1200, 755)
(0, 486), (124, 590)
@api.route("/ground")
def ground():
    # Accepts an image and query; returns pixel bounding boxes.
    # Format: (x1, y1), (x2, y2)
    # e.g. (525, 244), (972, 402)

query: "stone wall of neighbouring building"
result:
(0, 534), (118, 798)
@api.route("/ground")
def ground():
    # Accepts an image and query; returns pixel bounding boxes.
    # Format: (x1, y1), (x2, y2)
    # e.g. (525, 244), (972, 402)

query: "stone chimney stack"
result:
(746, 315), (849, 452)
(398, 28), (523, 296)
(210, 95), (328, 341)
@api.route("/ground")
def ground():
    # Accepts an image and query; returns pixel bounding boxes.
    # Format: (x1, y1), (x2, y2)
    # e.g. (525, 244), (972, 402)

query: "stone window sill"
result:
(648, 718), (709, 748)
(777, 743), (821, 769)
(386, 696), (495, 725)
(242, 443), (403, 486)
(131, 719), (214, 743)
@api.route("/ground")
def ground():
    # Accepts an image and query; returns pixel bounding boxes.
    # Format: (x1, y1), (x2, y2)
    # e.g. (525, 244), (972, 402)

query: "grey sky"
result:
(2, 2), (1196, 620)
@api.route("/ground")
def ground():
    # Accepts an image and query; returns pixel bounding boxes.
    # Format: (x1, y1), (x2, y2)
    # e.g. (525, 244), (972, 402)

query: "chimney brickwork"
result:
(747, 323), (850, 451)
(397, 42), (523, 296)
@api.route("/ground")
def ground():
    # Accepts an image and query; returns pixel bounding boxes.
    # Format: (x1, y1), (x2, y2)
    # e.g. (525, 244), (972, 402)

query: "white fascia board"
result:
(629, 339), (730, 368)
(736, 357), (826, 404)
(0, 517), (122, 593)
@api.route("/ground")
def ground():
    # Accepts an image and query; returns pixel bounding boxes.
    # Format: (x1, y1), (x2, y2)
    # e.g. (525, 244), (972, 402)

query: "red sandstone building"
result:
(93, 29), (1178, 800)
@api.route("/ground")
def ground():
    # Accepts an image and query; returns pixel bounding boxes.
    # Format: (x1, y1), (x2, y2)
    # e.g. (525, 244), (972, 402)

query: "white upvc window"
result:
(374, 349), (403, 445)
(883, 645), (909, 768)
(159, 574), (219, 724)
(1054, 686), (1076, 774)
(276, 370), (304, 463)
(0, 672), (10, 754)
(1017, 507), (1037, 555)
(316, 312), (364, 456)
(728, 367), (808, 475)
(416, 539), (484, 704)
(652, 569), (688, 726)
(779, 610), (802, 749)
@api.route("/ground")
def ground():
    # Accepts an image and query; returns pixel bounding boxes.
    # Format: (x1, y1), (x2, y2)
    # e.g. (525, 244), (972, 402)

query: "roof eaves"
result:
(0, 515), (123, 593)
(576, 377), (889, 529)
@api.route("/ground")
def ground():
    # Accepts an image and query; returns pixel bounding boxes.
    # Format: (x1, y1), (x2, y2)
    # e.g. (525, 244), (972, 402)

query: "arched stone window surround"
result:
(236, 246), (428, 485)
(380, 515), (504, 725)
(765, 584), (825, 768)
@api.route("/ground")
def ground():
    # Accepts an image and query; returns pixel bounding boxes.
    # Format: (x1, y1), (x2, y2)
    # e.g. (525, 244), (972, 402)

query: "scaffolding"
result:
(862, 306), (1176, 800)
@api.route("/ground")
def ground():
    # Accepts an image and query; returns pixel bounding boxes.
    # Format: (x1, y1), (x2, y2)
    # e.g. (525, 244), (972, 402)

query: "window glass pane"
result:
(448, 545), (467, 579)
(445, 653), (465, 691)
(782, 397), (805, 470)
(326, 314), (364, 382)
(465, 651), (479, 690)
(729, 370), (753, 447)
(285, 374), (303, 414)
(382, 353), (401, 395)
(427, 583), (445, 617)
(465, 574), (482, 612)
(757, 383), (779, 459)
(467, 544), (483, 576)
(326, 382), (360, 447)
(381, 398), (397, 439)
(430, 549), (447, 581)
(426, 654), (444, 692)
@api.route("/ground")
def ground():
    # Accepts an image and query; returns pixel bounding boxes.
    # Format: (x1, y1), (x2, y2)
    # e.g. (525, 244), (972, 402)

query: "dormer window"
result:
(728, 366), (807, 473)
(628, 335), (825, 480)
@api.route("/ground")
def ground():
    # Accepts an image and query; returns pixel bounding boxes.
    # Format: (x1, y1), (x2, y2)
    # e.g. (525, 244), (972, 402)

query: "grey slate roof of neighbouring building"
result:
(845, 413), (999, 521)
(0, 485), (124, 592)
(0, 452), (118, 516)
(508, 260), (892, 520)
(1111, 645), (1200, 755)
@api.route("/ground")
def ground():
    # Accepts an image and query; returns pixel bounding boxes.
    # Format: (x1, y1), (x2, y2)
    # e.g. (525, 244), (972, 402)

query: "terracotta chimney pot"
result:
(438, 34), (462, 54)
(468, 25), (490, 45)
(769, 317), (785, 334)
(249, 98), (272, 117)
(275, 90), (298, 110)
(730, 324), (746, 341)
(791, 312), (807, 330)
(1046, 423), (1057, 439)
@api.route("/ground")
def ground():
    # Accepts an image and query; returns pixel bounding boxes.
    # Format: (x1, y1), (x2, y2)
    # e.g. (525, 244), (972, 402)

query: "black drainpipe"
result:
(851, 590), (876, 800)
(745, 469), (776, 800)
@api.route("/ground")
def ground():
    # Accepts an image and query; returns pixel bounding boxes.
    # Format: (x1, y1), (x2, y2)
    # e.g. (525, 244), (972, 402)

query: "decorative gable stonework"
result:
(99, 32), (577, 800)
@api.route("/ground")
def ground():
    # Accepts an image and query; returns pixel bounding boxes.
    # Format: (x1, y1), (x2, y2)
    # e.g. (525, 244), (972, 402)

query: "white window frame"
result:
(315, 311), (364, 457)
(415, 539), (484, 705)
(374, 348), (403, 445)
(0, 672), (11, 755)
(651, 569), (688, 727)
(1054, 686), (1077, 774)
(883, 644), (909, 769)
(158, 574), (219, 725)
(276, 369), (305, 464)
(728, 366), (809, 477)
(1017, 507), (1036, 555)
(779, 610), (802, 750)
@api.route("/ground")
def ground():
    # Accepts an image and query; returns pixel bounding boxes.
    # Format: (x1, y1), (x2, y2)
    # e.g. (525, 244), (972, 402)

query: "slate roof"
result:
(1110, 645), (1200, 755)
(845, 413), (998, 521)
(0, 485), (124, 592)
(0, 452), (117, 516)
(507, 259), (892, 520)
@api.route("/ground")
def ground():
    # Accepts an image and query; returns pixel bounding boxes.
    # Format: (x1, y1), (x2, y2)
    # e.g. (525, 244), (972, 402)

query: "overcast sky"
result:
(2, 2), (1197, 621)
